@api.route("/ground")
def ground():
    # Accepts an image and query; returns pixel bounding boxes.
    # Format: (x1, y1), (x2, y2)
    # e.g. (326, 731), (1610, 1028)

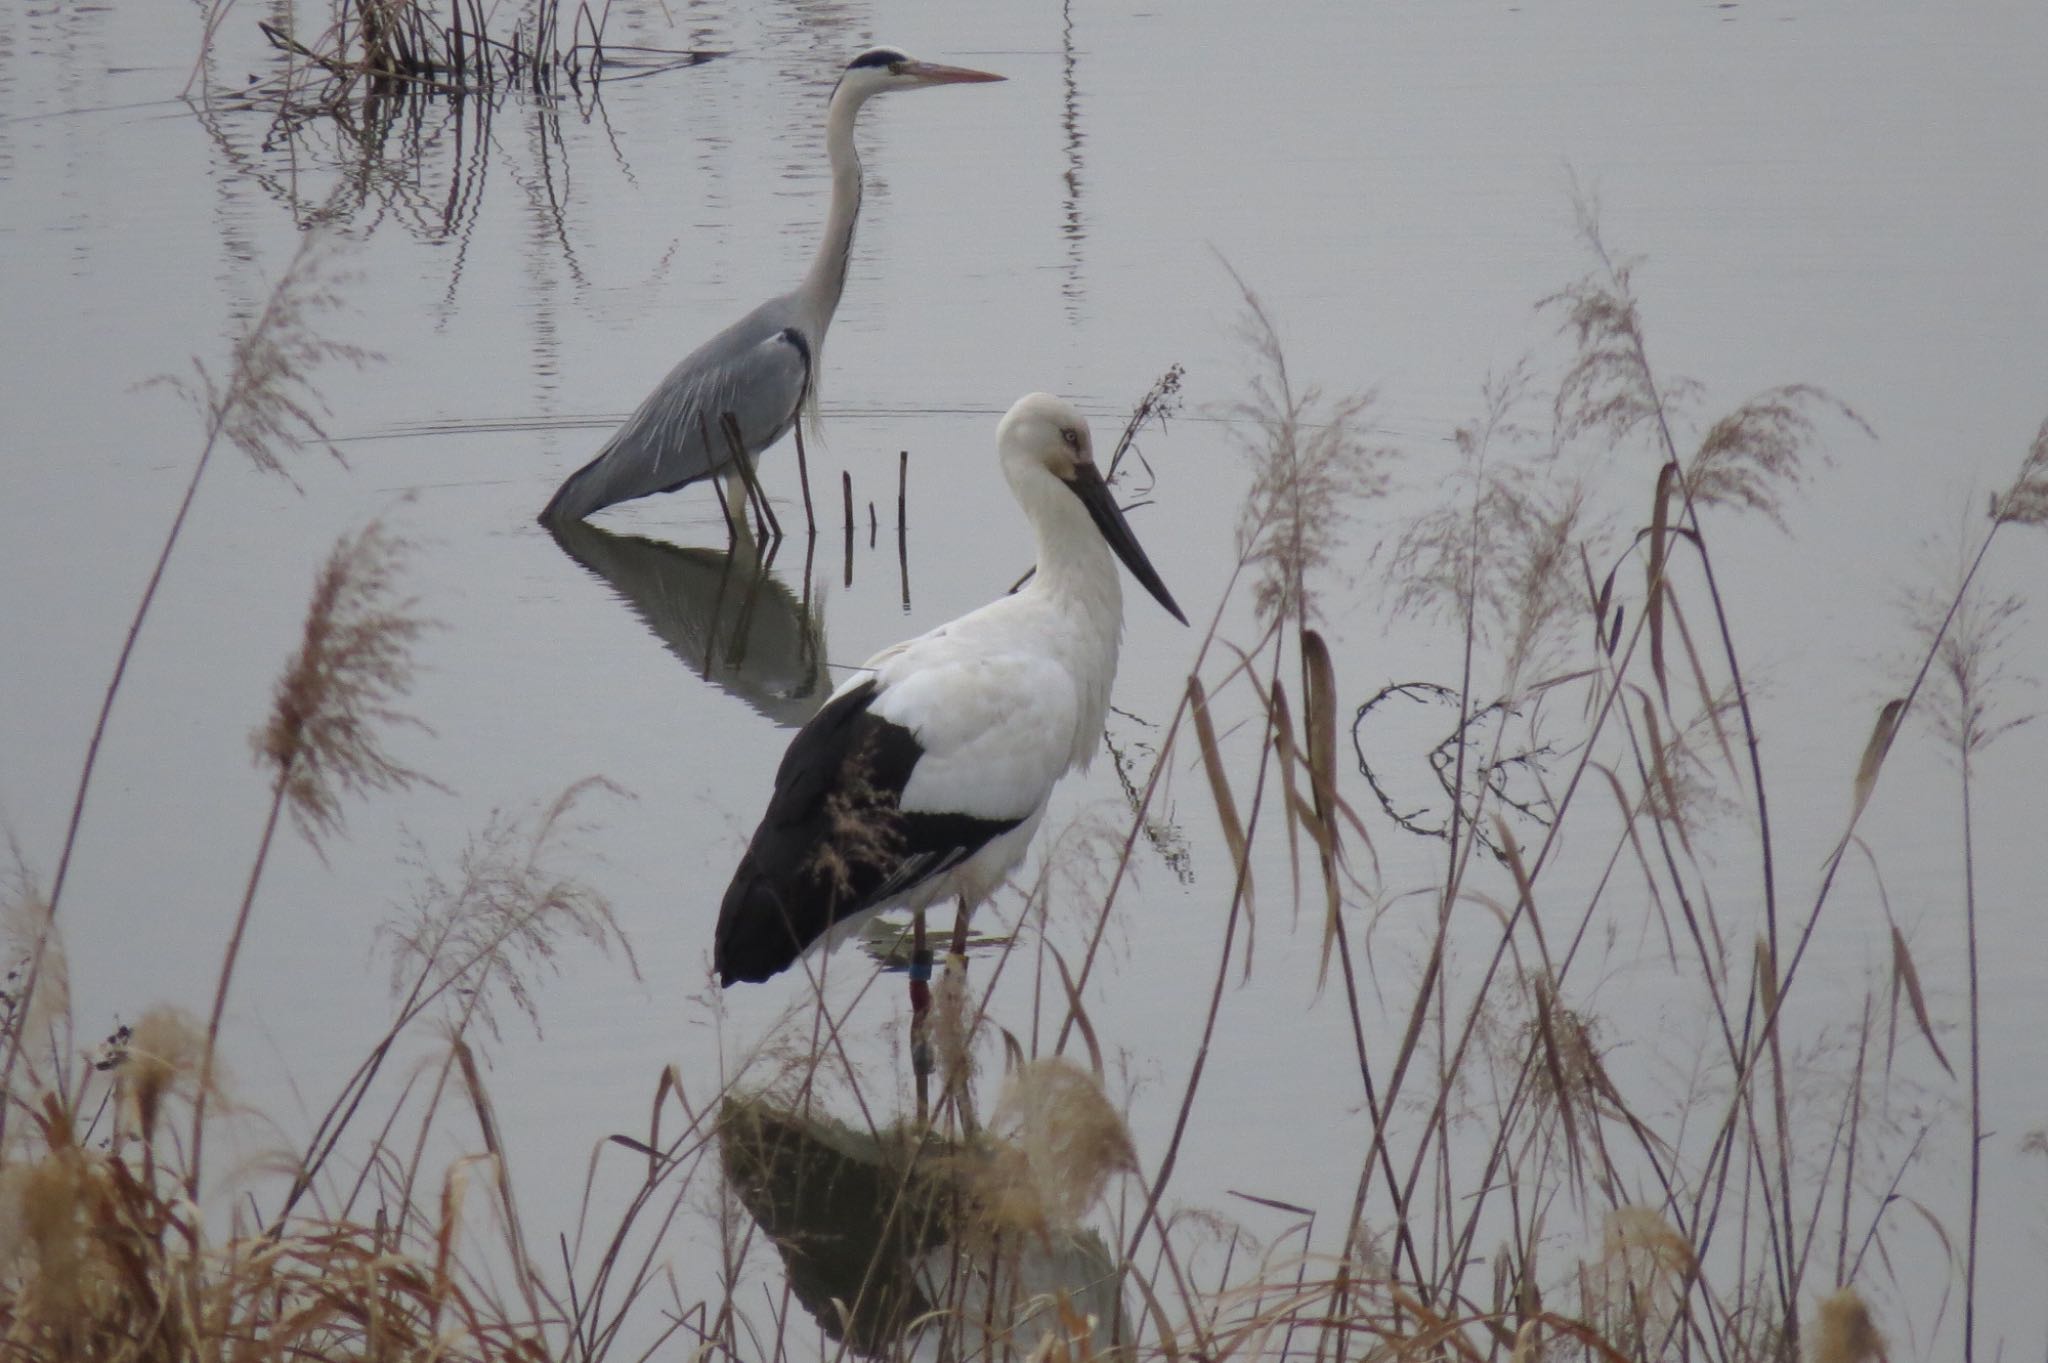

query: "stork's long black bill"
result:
(1067, 463), (1189, 625)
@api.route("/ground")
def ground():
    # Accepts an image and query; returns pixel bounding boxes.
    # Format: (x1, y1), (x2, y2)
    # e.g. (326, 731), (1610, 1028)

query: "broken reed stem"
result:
(1960, 744), (1982, 1363)
(897, 449), (908, 531)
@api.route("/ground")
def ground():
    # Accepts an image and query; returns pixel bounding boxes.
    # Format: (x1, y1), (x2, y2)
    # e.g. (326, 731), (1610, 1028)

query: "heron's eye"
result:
(1061, 428), (1080, 449)
(888, 61), (905, 75)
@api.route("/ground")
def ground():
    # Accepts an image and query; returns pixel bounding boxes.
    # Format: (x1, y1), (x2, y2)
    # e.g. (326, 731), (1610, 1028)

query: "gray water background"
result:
(3, 0), (2046, 1353)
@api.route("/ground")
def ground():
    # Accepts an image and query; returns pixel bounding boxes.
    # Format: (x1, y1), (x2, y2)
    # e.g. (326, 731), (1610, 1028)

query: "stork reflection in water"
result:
(714, 394), (1187, 1110)
(540, 48), (1004, 526)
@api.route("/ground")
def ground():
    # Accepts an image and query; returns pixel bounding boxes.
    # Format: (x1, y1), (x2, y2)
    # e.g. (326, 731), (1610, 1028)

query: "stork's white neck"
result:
(1033, 501), (1122, 620)
(1010, 463), (1126, 769)
(800, 84), (867, 331)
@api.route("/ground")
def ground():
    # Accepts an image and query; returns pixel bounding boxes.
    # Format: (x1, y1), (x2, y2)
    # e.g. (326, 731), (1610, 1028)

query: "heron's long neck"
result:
(800, 88), (865, 330)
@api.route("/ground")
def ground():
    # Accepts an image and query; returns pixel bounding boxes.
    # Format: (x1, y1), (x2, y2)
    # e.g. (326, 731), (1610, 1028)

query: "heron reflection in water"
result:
(546, 519), (830, 729)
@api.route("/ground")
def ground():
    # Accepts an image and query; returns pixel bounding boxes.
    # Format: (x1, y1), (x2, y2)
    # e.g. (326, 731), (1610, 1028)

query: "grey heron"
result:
(713, 393), (1187, 1105)
(539, 47), (1004, 526)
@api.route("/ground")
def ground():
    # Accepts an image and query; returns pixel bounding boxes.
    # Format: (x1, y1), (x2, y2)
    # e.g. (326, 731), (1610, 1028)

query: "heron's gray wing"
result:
(541, 300), (811, 522)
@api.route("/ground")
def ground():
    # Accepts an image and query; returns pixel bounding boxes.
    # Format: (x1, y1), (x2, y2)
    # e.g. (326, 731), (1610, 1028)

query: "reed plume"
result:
(1811, 1288), (1887, 1363)
(1222, 264), (1395, 628)
(185, 240), (371, 481)
(974, 1058), (1135, 1237)
(1387, 366), (1595, 688)
(256, 519), (435, 847)
(1989, 416), (2048, 526)
(380, 777), (637, 1040)
(115, 1005), (207, 1147)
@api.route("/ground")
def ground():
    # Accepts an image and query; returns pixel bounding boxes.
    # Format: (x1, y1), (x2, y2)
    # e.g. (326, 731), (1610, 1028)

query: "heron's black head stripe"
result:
(846, 47), (909, 70)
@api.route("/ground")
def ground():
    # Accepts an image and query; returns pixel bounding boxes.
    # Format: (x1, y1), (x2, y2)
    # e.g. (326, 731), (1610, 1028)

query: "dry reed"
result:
(11, 181), (2045, 1363)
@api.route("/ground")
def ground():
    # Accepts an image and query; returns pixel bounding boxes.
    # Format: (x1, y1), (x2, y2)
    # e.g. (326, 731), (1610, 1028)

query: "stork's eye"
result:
(1061, 428), (1080, 449)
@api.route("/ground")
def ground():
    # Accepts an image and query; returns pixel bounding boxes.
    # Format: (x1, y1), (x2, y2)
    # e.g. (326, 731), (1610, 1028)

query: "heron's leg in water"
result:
(722, 469), (750, 539)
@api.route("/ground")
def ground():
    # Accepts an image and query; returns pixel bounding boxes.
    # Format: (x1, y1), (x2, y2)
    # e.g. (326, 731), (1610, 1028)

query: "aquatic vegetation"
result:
(203, 0), (659, 103)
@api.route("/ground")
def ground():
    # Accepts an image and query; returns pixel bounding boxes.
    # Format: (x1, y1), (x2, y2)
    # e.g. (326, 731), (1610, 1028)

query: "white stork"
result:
(714, 393), (1187, 1047)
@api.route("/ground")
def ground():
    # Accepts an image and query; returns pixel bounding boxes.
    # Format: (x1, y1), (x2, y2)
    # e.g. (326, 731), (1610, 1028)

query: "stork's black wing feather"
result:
(714, 679), (1022, 986)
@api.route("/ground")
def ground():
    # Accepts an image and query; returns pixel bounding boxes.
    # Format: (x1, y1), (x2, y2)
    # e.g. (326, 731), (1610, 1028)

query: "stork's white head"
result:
(833, 46), (1005, 106)
(998, 393), (1188, 625)
(998, 391), (1095, 481)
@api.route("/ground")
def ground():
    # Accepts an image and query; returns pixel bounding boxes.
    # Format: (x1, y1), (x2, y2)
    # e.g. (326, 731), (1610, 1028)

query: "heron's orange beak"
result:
(901, 60), (1005, 86)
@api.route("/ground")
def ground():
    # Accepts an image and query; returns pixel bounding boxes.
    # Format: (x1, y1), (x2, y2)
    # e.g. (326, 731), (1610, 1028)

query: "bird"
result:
(713, 394), (1187, 1088)
(540, 47), (1004, 526)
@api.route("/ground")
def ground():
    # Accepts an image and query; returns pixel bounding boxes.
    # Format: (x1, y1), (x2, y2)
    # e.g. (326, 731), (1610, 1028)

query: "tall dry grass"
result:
(6, 195), (2042, 1363)
(0, 237), (634, 1361)
(1065, 208), (2041, 1363)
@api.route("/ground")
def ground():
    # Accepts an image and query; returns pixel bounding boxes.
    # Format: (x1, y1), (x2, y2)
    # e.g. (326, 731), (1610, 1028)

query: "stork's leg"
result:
(949, 900), (972, 958)
(909, 907), (934, 1125)
(939, 896), (981, 1136)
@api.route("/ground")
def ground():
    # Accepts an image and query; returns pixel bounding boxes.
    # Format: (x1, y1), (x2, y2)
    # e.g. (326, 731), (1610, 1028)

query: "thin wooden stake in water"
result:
(897, 500), (911, 612)
(799, 528), (816, 616)
(868, 501), (877, 548)
(792, 422), (816, 535)
(841, 470), (854, 588)
(896, 449), (910, 610)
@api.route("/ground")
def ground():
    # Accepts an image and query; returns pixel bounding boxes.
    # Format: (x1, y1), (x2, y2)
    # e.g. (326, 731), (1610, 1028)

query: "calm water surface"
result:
(3, 0), (2045, 1354)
